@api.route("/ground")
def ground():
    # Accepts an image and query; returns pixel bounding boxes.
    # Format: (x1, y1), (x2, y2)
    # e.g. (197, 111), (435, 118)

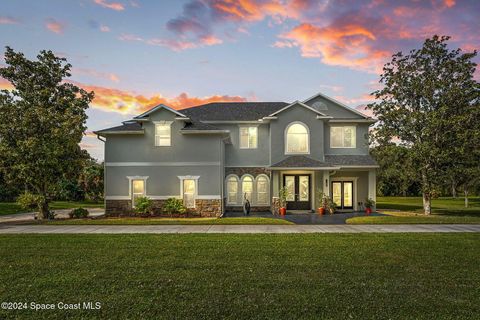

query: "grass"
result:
(347, 196), (480, 224)
(0, 234), (478, 319)
(0, 201), (104, 216)
(40, 217), (293, 225)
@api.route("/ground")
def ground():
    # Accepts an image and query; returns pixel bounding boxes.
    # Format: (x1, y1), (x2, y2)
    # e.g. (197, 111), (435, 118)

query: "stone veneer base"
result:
(105, 199), (222, 217)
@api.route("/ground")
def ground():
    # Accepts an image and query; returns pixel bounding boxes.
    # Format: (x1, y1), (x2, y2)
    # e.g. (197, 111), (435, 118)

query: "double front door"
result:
(331, 181), (353, 210)
(283, 174), (310, 210)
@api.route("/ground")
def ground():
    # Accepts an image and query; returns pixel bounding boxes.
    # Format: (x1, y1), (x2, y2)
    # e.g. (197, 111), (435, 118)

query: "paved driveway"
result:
(224, 211), (386, 224)
(0, 208), (104, 223)
(0, 224), (479, 234)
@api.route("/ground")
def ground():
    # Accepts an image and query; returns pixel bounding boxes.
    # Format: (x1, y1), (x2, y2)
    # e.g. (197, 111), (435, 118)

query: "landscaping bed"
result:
(0, 233), (478, 319)
(347, 211), (480, 224)
(36, 217), (293, 225)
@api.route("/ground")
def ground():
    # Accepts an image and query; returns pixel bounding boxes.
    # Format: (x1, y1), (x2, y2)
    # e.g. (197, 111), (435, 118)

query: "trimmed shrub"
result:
(17, 192), (45, 211)
(163, 198), (187, 216)
(134, 196), (153, 216)
(69, 208), (89, 219)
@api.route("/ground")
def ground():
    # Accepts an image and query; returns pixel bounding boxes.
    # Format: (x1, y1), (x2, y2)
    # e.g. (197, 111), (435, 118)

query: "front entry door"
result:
(283, 174), (310, 210)
(331, 181), (353, 210)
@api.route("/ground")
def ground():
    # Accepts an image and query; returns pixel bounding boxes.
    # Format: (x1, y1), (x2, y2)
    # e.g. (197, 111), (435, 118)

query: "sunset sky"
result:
(1, 0), (479, 160)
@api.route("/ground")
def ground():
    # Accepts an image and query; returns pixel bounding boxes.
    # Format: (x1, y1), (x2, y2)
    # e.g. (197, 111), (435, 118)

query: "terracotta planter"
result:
(279, 207), (287, 215)
(365, 207), (372, 215)
(317, 207), (325, 215)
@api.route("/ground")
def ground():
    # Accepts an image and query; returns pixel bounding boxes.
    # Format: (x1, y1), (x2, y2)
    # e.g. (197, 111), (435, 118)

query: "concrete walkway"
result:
(0, 224), (479, 234)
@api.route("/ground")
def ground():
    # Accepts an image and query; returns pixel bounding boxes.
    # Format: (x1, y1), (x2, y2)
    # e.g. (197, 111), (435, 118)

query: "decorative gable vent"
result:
(312, 101), (328, 111)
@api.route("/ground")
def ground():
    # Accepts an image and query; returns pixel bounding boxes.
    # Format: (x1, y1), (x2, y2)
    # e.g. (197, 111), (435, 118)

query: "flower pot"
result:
(317, 207), (325, 215)
(279, 207), (287, 215)
(365, 207), (372, 215)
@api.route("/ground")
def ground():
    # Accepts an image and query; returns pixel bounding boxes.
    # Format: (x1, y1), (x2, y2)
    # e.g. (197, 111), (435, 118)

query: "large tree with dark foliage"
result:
(0, 47), (94, 218)
(368, 35), (480, 214)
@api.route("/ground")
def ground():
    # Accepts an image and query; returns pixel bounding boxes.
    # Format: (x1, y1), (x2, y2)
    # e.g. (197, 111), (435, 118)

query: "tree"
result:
(0, 47), (94, 219)
(78, 160), (104, 202)
(368, 35), (480, 214)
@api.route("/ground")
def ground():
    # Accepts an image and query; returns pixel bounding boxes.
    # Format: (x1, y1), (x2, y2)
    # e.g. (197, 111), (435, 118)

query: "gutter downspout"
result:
(96, 134), (106, 215)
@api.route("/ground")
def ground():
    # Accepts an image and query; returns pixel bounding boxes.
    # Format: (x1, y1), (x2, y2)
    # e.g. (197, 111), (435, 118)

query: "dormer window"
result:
(154, 121), (172, 146)
(239, 126), (258, 149)
(285, 122), (309, 154)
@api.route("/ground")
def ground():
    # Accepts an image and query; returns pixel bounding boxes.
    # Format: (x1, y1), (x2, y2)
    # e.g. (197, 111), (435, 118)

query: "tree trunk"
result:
(451, 179), (457, 198)
(464, 186), (469, 208)
(422, 192), (432, 215)
(37, 201), (50, 219)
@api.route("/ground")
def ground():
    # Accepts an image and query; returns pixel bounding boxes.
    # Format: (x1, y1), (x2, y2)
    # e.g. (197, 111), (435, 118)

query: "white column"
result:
(368, 170), (377, 203)
(322, 171), (330, 197)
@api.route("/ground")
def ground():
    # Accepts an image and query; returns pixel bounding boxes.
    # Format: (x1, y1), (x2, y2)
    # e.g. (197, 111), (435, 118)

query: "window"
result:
(285, 122), (309, 154)
(256, 175), (269, 205)
(131, 179), (145, 207)
(330, 126), (356, 148)
(242, 176), (253, 202)
(227, 176), (239, 204)
(239, 126), (258, 149)
(155, 122), (172, 146)
(182, 179), (196, 208)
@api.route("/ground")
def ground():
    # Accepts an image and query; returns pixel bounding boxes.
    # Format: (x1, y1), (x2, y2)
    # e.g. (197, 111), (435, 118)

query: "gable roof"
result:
(94, 122), (144, 136)
(180, 102), (289, 121)
(134, 104), (187, 119)
(268, 100), (330, 118)
(303, 92), (370, 119)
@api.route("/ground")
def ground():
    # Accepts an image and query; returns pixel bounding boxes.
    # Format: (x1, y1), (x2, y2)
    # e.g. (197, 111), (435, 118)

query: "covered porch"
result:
(269, 155), (378, 213)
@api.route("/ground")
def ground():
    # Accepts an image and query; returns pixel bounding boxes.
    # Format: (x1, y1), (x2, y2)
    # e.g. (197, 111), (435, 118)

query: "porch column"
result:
(368, 169), (377, 204)
(322, 171), (330, 197)
(272, 171), (279, 197)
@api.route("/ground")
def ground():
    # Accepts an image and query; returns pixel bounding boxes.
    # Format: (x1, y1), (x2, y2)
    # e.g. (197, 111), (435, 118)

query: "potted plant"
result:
(316, 190), (327, 215)
(364, 198), (375, 215)
(326, 198), (336, 215)
(278, 186), (289, 215)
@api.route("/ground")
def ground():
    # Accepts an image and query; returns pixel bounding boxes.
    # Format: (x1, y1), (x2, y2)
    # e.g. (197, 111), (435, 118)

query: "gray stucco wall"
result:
(270, 104), (325, 164)
(214, 123), (270, 167)
(324, 123), (370, 155)
(304, 96), (364, 119)
(330, 170), (369, 207)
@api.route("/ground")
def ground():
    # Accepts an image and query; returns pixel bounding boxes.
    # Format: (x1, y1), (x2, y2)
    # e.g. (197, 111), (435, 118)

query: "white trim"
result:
(105, 196), (131, 200)
(284, 121), (310, 155)
(148, 195), (181, 200)
(225, 174), (240, 205)
(154, 121), (173, 147)
(175, 117), (191, 121)
(240, 174), (255, 204)
(134, 104), (188, 119)
(225, 165), (269, 168)
(238, 125), (258, 149)
(302, 92), (370, 119)
(178, 176), (199, 209)
(181, 130), (230, 134)
(96, 130), (144, 135)
(196, 195), (222, 200)
(255, 174), (271, 206)
(271, 167), (340, 170)
(268, 100), (328, 117)
(202, 120), (263, 124)
(329, 119), (376, 123)
(127, 176), (148, 208)
(339, 165), (380, 169)
(330, 126), (356, 149)
(106, 162), (221, 167)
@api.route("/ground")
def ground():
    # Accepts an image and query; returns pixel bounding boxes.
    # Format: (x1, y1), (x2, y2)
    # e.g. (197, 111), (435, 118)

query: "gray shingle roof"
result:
(270, 155), (378, 168)
(180, 121), (223, 131)
(94, 122), (143, 134)
(180, 102), (289, 121)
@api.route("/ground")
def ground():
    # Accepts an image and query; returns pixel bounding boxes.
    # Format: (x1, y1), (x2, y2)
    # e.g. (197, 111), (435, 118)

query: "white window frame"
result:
(127, 176), (148, 208)
(226, 174), (240, 205)
(255, 174), (270, 206)
(239, 126), (258, 149)
(285, 121), (310, 155)
(178, 176), (199, 209)
(241, 174), (254, 204)
(154, 121), (173, 147)
(330, 126), (356, 148)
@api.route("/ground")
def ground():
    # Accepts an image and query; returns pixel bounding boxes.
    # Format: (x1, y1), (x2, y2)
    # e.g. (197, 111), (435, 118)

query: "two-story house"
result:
(95, 92), (378, 216)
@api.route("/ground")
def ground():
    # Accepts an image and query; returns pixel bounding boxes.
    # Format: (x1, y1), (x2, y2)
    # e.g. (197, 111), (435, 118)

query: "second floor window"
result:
(239, 126), (258, 149)
(330, 126), (356, 148)
(286, 122), (309, 154)
(155, 122), (172, 146)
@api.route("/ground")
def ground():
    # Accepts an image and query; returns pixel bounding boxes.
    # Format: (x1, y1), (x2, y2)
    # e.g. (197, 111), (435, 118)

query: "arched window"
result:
(285, 122), (309, 154)
(256, 175), (270, 205)
(226, 175), (239, 205)
(242, 176), (254, 202)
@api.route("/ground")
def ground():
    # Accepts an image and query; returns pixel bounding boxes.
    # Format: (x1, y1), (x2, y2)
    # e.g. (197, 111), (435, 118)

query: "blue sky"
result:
(1, 0), (478, 160)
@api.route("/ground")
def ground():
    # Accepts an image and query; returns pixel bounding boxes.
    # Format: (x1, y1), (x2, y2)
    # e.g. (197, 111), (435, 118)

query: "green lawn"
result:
(347, 196), (480, 224)
(0, 234), (478, 319)
(0, 201), (104, 216)
(41, 217), (292, 225)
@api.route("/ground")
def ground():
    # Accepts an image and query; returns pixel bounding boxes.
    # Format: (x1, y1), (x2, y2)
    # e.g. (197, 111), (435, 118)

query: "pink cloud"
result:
(72, 68), (120, 83)
(100, 25), (110, 32)
(45, 18), (66, 34)
(0, 16), (20, 24)
(93, 0), (125, 11)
